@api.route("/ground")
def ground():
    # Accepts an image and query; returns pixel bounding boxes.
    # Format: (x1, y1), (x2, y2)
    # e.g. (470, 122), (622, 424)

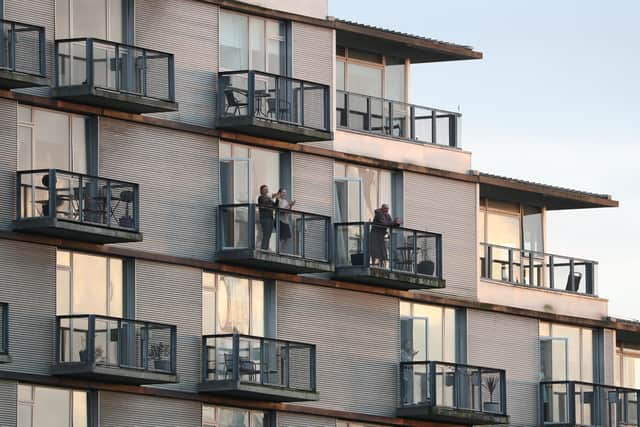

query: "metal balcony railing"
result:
(336, 90), (461, 148)
(335, 222), (443, 278)
(0, 303), (7, 356)
(218, 203), (331, 262)
(480, 243), (598, 296)
(0, 19), (46, 77)
(56, 315), (177, 374)
(202, 334), (316, 393)
(541, 381), (640, 426)
(16, 169), (140, 232)
(55, 38), (175, 102)
(218, 70), (331, 132)
(400, 361), (507, 416)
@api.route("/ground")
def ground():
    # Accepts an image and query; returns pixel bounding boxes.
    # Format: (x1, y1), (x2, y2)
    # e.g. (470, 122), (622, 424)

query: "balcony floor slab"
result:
(51, 363), (178, 385)
(217, 116), (333, 142)
(333, 266), (445, 290)
(0, 69), (49, 90)
(199, 379), (319, 402)
(52, 85), (178, 114)
(397, 405), (509, 425)
(216, 249), (332, 274)
(13, 217), (143, 244)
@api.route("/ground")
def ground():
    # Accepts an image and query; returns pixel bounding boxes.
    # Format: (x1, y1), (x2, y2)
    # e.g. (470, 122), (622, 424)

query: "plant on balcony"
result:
(482, 375), (501, 413)
(149, 342), (171, 372)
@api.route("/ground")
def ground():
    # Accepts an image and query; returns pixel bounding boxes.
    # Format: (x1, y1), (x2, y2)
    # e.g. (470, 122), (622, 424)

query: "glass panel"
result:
(217, 276), (250, 334)
(416, 232), (438, 277)
(72, 391), (88, 427)
(255, 205), (275, 252)
(148, 322), (173, 372)
(347, 93), (368, 132)
(347, 63), (382, 98)
(250, 18), (265, 72)
(33, 109), (70, 170)
(574, 383), (595, 426)
(482, 370), (504, 413)
(435, 363), (455, 408)
(72, 253), (108, 316)
(336, 60), (345, 91)
(220, 204), (249, 249)
(401, 362), (429, 405)
(71, 116), (87, 174)
(220, 158), (250, 204)
(202, 273), (216, 335)
(33, 386), (71, 427)
(266, 21), (285, 75)
(109, 258), (123, 318)
(486, 210), (521, 248)
(250, 148), (279, 203)
(334, 179), (361, 223)
(220, 11), (248, 70)
(400, 317), (427, 362)
(390, 228), (415, 273)
(542, 382), (570, 424)
(303, 214), (328, 261)
(335, 223), (364, 267)
(250, 280), (264, 337)
(385, 57), (405, 102)
(541, 337), (569, 381)
(523, 205), (544, 252)
(218, 407), (249, 427)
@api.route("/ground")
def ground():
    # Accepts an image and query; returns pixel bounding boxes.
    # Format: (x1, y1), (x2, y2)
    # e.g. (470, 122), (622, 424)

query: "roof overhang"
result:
(334, 19), (483, 63)
(477, 172), (618, 210)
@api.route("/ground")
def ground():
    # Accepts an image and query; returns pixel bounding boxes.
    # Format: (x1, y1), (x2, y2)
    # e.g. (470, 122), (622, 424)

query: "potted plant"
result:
(149, 342), (171, 371)
(482, 376), (501, 413)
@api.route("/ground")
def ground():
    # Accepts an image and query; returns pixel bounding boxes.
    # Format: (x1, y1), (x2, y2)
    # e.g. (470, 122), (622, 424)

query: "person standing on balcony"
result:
(370, 204), (402, 266)
(275, 188), (296, 253)
(258, 185), (276, 250)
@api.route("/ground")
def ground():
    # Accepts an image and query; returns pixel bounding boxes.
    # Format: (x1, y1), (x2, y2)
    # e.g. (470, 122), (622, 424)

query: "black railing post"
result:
(116, 318), (123, 368)
(310, 345), (317, 392)
(48, 169), (57, 219)
(115, 44), (121, 92)
(86, 39), (94, 88)
(568, 382), (576, 425)
(274, 208), (280, 255)
(508, 248), (514, 283)
(201, 336), (208, 382)
(55, 316), (61, 364)
(133, 184), (140, 231)
(299, 81), (305, 126)
(429, 361), (437, 407)
(549, 255), (555, 289)
(366, 96), (372, 132)
(171, 326), (177, 374)
(487, 245), (493, 280)
(569, 258), (575, 292)
(300, 213), (306, 259)
(501, 371), (507, 415)
(388, 101), (394, 136)
(431, 110), (437, 145)
(284, 341), (290, 388)
(87, 315), (96, 365)
(449, 114), (457, 148)
(436, 235), (443, 279)
(55, 40), (60, 86)
(168, 54), (176, 102)
(260, 337), (266, 385)
(363, 223), (370, 267)
(142, 322), (149, 371)
(528, 251), (535, 286)
(410, 105), (416, 140)
(248, 205), (256, 251)
(412, 230), (418, 274)
(388, 226), (394, 272)
(247, 71), (255, 119)
(232, 334), (240, 383)
(323, 85), (330, 131)
(344, 92), (350, 129)
(15, 171), (21, 220)
(105, 180), (112, 226)
(142, 50), (148, 97)
(78, 175), (84, 223)
(9, 22), (16, 71)
(39, 26), (46, 76)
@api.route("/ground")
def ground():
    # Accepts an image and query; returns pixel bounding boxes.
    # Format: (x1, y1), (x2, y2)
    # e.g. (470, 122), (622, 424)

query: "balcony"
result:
(52, 315), (178, 385)
(336, 90), (461, 148)
(216, 203), (331, 274)
(52, 38), (177, 113)
(0, 303), (9, 363)
(333, 222), (444, 290)
(0, 19), (48, 89)
(13, 169), (142, 244)
(480, 243), (598, 296)
(200, 334), (318, 402)
(217, 70), (332, 142)
(398, 361), (509, 425)
(541, 381), (640, 426)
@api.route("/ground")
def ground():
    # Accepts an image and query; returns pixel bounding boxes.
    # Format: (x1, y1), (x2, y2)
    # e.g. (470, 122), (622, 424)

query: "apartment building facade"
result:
(0, 1), (637, 426)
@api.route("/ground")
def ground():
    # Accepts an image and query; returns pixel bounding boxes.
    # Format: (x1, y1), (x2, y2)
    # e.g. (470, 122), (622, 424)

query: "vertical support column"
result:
(86, 39), (94, 88)
(48, 169), (57, 218)
(87, 315), (96, 364)
(310, 344), (317, 392)
(247, 71), (255, 119)
(232, 334), (240, 383)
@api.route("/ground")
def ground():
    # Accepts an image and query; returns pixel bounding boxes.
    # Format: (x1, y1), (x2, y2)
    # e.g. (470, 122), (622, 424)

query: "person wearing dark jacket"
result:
(370, 204), (402, 266)
(257, 184), (276, 250)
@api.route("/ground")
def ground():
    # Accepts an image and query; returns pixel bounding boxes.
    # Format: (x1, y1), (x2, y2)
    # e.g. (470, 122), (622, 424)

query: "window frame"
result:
(539, 321), (595, 382)
(201, 403), (266, 427)
(399, 301), (458, 363)
(17, 383), (89, 427)
(616, 343), (640, 388)
(55, 0), (126, 42)
(479, 198), (547, 253)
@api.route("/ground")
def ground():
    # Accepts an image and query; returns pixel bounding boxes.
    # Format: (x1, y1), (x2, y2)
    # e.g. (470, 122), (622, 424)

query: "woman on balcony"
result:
(370, 204), (402, 267)
(275, 189), (296, 254)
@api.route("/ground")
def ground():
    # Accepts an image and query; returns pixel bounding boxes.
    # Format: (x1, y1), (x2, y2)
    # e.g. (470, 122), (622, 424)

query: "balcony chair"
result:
(565, 272), (582, 292)
(224, 89), (248, 116)
(114, 190), (134, 228)
(223, 352), (258, 381)
(266, 97), (291, 121)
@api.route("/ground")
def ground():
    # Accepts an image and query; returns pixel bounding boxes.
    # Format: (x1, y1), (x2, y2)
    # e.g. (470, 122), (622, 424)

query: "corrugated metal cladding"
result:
(292, 153), (333, 217)
(135, 0), (218, 127)
(99, 118), (219, 260)
(467, 309), (540, 427)
(0, 98), (17, 230)
(403, 172), (478, 300)
(277, 281), (399, 417)
(604, 328), (616, 384)
(0, 379), (17, 427)
(100, 391), (201, 427)
(292, 22), (333, 86)
(135, 260), (202, 392)
(0, 240), (56, 376)
(278, 413), (336, 427)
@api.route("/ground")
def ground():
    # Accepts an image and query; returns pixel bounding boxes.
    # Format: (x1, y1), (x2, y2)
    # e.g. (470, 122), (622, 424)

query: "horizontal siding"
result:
(277, 282), (399, 417)
(0, 379), (17, 427)
(468, 309), (540, 427)
(99, 118), (218, 260)
(135, 0), (218, 127)
(135, 260), (202, 392)
(0, 98), (17, 230)
(292, 153), (333, 217)
(0, 240), (56, 376)
(100, 391), (201, 427)
(404, 172), (478, 300)
(278, 413), (335, 427)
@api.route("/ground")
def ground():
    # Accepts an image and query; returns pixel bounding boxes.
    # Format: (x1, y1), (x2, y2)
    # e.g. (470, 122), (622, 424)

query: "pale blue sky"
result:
(329, 0), (640, 318)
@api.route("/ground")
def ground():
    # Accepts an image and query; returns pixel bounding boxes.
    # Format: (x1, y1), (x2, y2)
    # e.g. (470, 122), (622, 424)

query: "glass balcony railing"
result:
(15, 169), (141, 243)
(201, 334), (317, 401)
(336, 90), (461, 148)
(217, 70), (331, 142)
(0, 19), (46, 77)
(54, 315), (177, 382)
(399, 361), (508, 423)
(54, 38), (176, 112)
(480, 243), (598, 296)
(217, 203), (331, 272)
(541, 381), (640, 426)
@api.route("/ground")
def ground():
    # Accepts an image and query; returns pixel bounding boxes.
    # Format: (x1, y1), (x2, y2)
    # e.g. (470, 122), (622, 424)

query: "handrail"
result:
(335, 221), (442, 238)
(218, 69), (328, 89)
(202, 333), (314, 349)
(480, 242), (598, 265)
(0, 19), (46, 77)
(17, 169), (139, 188)
(400, 360), (505, 373)
(54, 37), (172, 57)
(57, 314), (175, 329)
(218, 203), (331, 221)
(338, 90), (461, 117)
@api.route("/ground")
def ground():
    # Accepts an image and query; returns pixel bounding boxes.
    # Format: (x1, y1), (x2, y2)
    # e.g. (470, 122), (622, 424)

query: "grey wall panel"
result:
(278, 412), (335, 427)
(0, 98), (16, 230)
(100, 391), (201, 427)
(292, 153), (333, 217)
(277, 282), (399, 417)
(99, 118), (218, 260)
(404, 172), (477, 300)
(292, 22), (332, 85)
(135, 0), (218, 127)
(0, 379), (17, 427)
(135, 260), (202, 392)
(468, 309), (540, 427)
(0, 240), (56, 375)
(604, 328), (616, 385)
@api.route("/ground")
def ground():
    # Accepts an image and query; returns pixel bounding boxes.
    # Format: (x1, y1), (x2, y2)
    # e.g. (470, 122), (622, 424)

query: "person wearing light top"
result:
(275, 188), (295, 253)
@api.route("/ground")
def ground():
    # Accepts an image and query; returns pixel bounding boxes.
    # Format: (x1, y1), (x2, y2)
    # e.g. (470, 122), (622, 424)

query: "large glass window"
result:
(337, 47), (406, 100)
(617, 344), (640, 388)
(18, 106), (88, 173)
(17, 384), (87, 427)
(220, 10), (287, 75)
(400, 301), (456, 363)
(202, 272), (266, 337)
(202, 404), (264, 427)
(56, 250), (123, 317)
(334, 162), (394, 222)
(55, 0), (124, 42)
(480, 199), (545, 252)
(539, 321), (594, 382)
(523, 205), (544, 252)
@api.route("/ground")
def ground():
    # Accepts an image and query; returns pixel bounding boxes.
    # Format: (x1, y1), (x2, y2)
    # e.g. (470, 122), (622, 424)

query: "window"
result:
(17, 384), (88, 427)
(616, 344), (640, 388)
(220, 10), (287, 75)
(479, 199), (545, 251)
(202, 404), (264, 427)
(539, 321), (594, 382)
(400, 301), (456, 363)
(18, 106), (88, 173)
(336, 47), (406, 101)
(55, 0), (124, 42)
(334, 162), (394, 222)
(0, 303), (7, 356)
(202, 272), (266, 337)
(56, 250), (123, 317)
